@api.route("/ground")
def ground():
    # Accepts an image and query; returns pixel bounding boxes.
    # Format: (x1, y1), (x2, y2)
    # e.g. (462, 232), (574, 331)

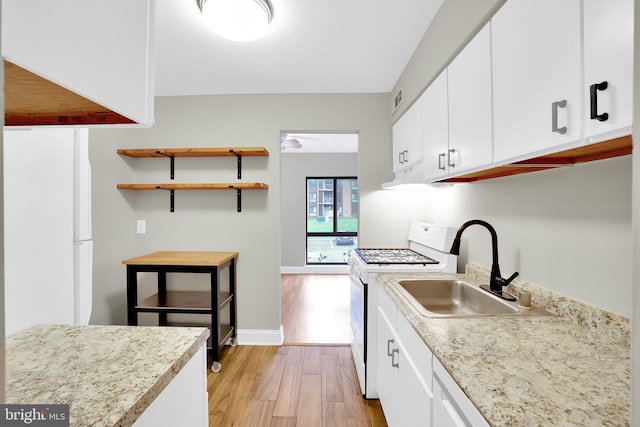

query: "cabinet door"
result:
(377, 308), (401, 425)
(2, 0), (156, 126)
(433, 378), (469, 427)
(422, 70), (449, 181)
(433, 359), (490, 427)
(447, 23), (493, 176)
(395, 333), (432, 426)
(377, 308), (431, 427)
(492, 0), (582, 163)
(392, 100), (423, 173)
(583, 0), (634, 141)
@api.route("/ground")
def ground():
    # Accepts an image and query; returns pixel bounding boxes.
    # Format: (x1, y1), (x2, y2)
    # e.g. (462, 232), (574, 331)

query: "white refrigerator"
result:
(4, 127), (93, 336)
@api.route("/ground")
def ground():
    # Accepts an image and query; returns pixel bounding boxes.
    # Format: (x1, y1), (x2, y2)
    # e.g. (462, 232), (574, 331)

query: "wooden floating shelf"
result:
(117, 146), (269, 180)
(117, 147), (269, 158)
(117, 182), (268, 212)
(116, 183), (269, 190)
(440, 135), (632, 183)
(117, 146), (269, 211)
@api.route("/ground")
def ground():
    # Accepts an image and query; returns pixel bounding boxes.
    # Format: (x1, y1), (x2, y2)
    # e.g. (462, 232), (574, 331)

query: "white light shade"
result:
(200, 0), (272, 42)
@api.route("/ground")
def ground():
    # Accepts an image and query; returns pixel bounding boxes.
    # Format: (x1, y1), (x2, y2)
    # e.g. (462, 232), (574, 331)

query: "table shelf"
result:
(123, 251), (238, 373)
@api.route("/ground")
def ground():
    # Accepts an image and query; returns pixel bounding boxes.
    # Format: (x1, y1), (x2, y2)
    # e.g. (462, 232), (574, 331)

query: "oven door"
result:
(349, 272), (366, 395)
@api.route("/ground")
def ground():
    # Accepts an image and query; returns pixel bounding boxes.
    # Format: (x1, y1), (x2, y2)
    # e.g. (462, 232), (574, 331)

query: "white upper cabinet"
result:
(491, 0), (583, 163)
(423, 23), (492, 183)
(583, 0), (634, 142)
(422, 70), (449, 181)
(446, 23), (493, 176)
(2, 0), (156, 126)
(392, 99), (423, 173)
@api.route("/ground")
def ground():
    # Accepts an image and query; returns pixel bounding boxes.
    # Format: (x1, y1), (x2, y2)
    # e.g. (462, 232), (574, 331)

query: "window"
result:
(306, 177), (358, 264)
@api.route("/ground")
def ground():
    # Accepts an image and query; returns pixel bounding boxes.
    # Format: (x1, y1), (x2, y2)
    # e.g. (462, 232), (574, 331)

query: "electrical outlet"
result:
(136, 220), (146, 234)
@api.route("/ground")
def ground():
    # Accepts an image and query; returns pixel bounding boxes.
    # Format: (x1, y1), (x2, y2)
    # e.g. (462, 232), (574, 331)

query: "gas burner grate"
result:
(355, 248), (439, 265)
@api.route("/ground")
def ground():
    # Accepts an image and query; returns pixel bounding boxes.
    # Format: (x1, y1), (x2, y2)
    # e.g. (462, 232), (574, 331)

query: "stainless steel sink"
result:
(395, 278), (554, 318)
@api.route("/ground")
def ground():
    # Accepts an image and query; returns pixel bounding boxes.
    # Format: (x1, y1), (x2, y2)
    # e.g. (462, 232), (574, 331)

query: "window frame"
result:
(305, 176), (358, 265)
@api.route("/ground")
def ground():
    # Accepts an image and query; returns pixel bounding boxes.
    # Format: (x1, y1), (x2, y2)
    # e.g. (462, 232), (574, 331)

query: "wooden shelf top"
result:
(123, 251), (238, 266)
(116, 182), (269, 190)
(137, 291), (212, 311)
(117, 147), (269, 158)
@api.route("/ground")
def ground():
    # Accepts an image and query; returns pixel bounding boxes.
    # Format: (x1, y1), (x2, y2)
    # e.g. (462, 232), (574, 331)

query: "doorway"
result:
(280, 132), (358, 344)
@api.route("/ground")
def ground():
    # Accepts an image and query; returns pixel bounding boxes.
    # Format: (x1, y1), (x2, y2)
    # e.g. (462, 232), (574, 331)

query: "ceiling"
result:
(154, 0), (443, 96)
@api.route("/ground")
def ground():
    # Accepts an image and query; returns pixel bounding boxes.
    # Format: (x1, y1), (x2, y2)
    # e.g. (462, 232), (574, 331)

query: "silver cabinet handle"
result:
(398, 152), (403, 165)
(387, 339), (394, 356)
(403, 150), (408, 163)
(551, 100), (568, 134)
(448, 148), (456, 168)
(438, 153), (446, 170)
(391, 348), (399, 368)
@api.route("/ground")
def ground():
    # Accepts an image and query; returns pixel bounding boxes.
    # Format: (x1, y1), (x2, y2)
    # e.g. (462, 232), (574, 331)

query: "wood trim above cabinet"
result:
(441, 136), (632, 183)
(4, 61), (135, 126)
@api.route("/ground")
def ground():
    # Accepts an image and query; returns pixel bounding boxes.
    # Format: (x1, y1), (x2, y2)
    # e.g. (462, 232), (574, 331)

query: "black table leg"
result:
(126, 266), (138, 326)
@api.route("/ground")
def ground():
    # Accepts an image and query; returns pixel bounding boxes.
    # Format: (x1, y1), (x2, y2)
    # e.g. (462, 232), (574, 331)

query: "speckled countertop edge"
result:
(6, 325), (210, 427)
(377, 266), (630, 427)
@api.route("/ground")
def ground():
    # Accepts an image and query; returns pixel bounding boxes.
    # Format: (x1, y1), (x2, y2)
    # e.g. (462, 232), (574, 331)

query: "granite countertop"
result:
(6, 324), (209, 427)
(377, 265), (630, 427)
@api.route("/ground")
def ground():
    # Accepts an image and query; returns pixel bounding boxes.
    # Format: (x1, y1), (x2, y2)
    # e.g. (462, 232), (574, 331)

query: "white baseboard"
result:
(280, 265), (349, 274)
(236, 326), (284, 345)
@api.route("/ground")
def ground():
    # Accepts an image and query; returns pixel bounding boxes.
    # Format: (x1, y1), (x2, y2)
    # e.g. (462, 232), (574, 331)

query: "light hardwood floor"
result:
(207, 345), (387, 426)
(205, 275), (387, 426)
(281, 274), (351, 345)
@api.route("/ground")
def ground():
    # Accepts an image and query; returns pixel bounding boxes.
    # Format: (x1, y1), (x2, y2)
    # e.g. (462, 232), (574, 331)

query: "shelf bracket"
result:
(156, 186), (175, 212)
(229, 149), (242, 179)
(234, 187), (242, 212)
(156, 151), (175, 180)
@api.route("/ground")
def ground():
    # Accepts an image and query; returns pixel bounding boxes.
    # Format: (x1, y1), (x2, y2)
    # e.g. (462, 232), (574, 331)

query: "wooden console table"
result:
(122, 251), (238, 372)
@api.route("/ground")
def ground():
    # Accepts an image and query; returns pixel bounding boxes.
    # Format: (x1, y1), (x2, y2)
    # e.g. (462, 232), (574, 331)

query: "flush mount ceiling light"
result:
(196, 0), (273, 42)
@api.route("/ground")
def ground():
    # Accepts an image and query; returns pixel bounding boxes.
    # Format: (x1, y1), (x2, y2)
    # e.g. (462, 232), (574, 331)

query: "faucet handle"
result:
(496, 271), (519, 287)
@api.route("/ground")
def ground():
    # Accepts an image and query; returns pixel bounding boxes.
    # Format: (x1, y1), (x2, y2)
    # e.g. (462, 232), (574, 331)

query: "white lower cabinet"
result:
(433, 358), (490, 427)
(377, 287), (490, 427)
(377, 287), (432, 426)
(133, 344), (208, 426)
(377, 309), (432, 426)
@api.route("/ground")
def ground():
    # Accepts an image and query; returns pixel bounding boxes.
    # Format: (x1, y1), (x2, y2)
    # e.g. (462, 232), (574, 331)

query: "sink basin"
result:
(395, 278), (554, 318)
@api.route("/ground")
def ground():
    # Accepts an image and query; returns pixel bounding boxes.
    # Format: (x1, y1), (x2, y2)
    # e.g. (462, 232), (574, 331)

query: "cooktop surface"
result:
(355, 248), (439, 265)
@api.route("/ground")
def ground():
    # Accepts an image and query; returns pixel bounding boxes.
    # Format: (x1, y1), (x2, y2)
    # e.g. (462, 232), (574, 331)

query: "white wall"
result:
(280, 152), (357, 269)
(428, 157), (632, 316)
(631, 0), (639, 422)
(88, 93), (392, 338)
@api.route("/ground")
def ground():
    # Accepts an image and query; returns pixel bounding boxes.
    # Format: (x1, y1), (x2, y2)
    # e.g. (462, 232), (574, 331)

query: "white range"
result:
(348, 221), (457, 398)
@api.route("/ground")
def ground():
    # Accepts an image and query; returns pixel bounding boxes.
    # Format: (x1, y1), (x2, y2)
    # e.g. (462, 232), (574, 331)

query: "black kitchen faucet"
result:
(450, 219), (519, 301)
